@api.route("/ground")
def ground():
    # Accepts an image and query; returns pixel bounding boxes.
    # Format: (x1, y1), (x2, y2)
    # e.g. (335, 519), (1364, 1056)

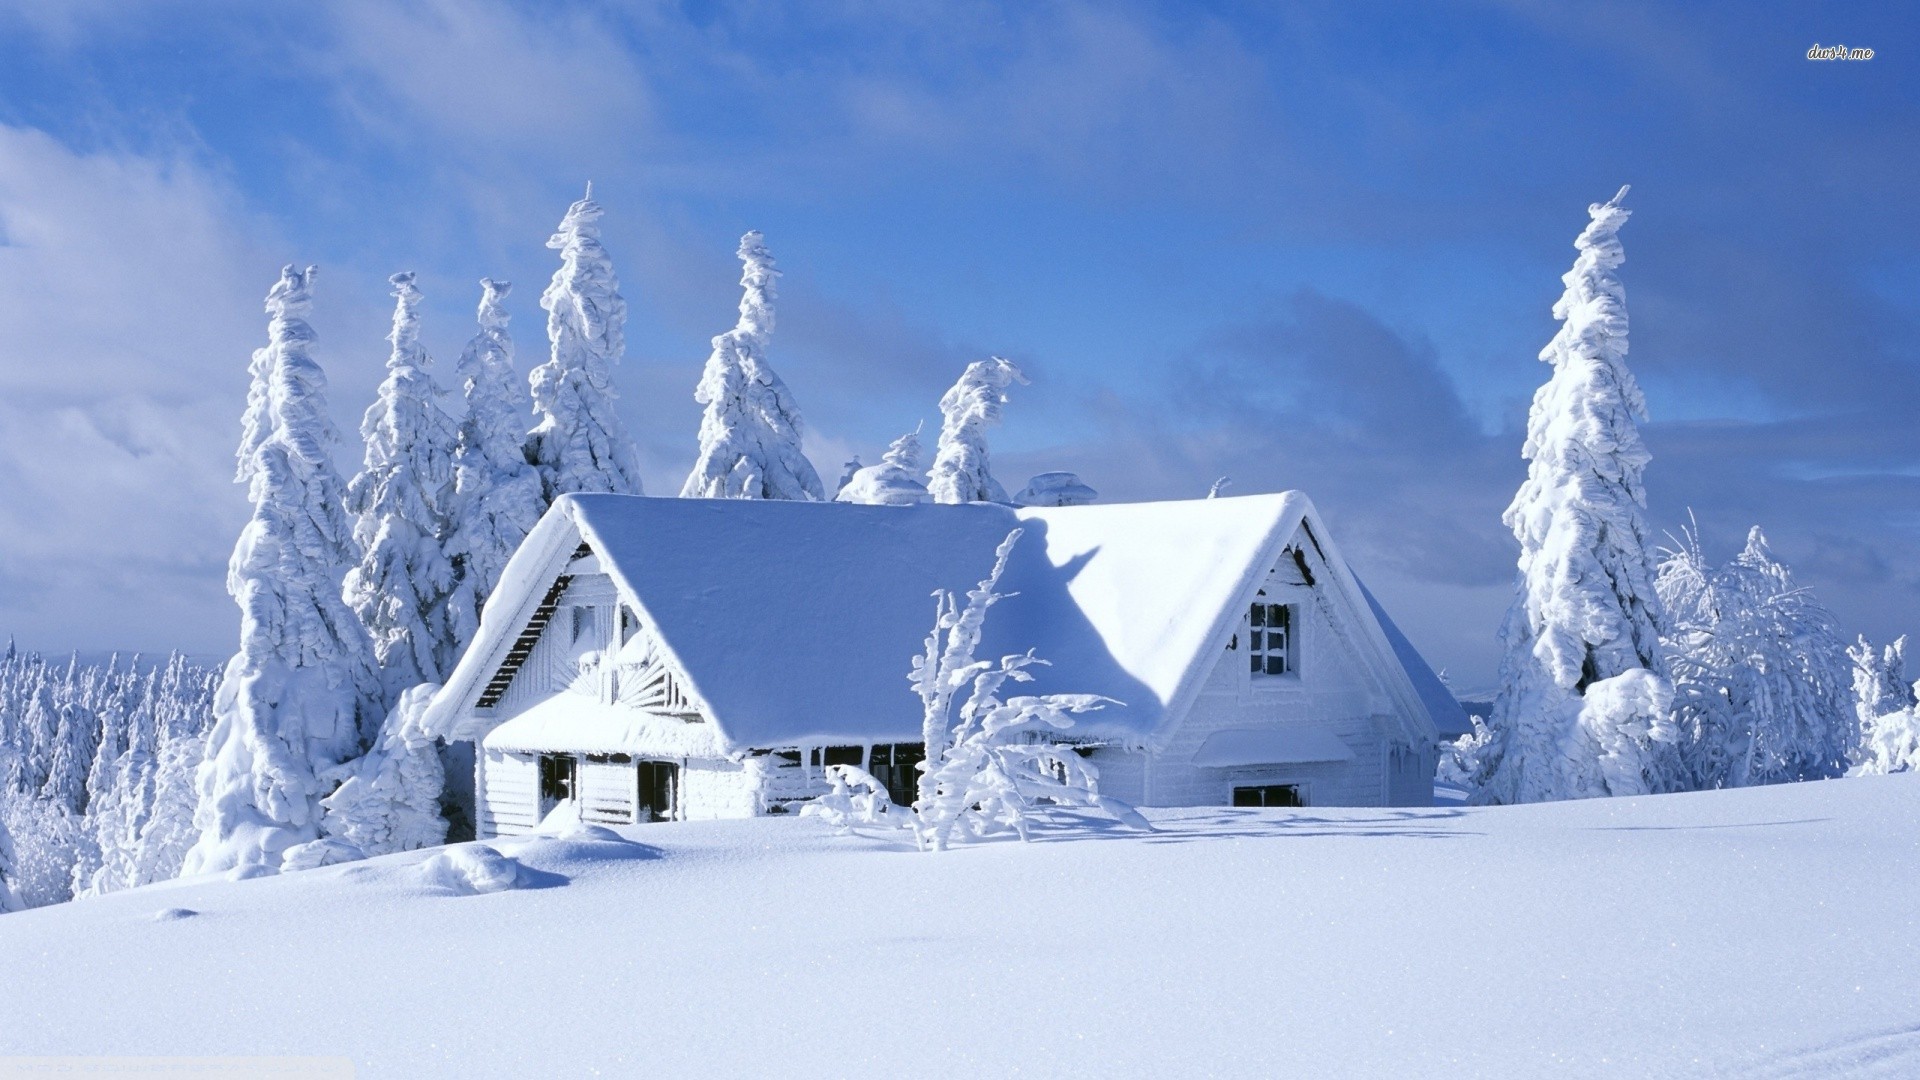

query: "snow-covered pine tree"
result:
(836, 425), (932, 506)
(529, 187), (644, 500)
(927, 358), (1026, 504)
(0, 806), (20, 913)
(1471, 187), (1678, 805)
(681, 231), (825, 501)
(314, 684), (448, 860)
(1850, 635), (1920, 775)
(184, 265), (381, 876)
(446, 278), (544, 649)
(344, 272), (461, 702)
(1658, 526), (1855, 787)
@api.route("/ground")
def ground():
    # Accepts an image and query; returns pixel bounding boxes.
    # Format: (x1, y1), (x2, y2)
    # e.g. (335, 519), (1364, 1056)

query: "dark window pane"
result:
(1266, 655), (1287, 676)
(825, 745), (862, 767)
(1250, 605), (1265, 627)
(1268, 604), (1286, 626)
(1250, 653), (1262, 673)
(1232, 787), (1260, 807)
(1248, 631), (1262, 651)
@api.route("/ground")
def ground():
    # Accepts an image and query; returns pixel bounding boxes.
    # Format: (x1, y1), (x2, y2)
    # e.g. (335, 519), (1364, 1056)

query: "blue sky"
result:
(0, 0), (1913, 688)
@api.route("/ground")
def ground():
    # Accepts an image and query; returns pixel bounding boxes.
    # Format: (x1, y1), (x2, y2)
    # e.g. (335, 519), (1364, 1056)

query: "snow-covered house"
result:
(425, 492), (1459, 835)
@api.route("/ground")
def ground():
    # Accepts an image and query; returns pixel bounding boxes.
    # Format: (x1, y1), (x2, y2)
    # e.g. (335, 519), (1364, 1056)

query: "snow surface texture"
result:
(1659, 527), (1855, 787)
(680, 231), (826, 501)
(446, 278), (543, 652)
(1012, 471), (1098, 507)
(1474, 187), (1675, 805)
(927, 356), (1026, 504)
(186, 266), (381, 877)
(4, 776), (1918, 1077)
(835, 426), (930, 505)
(343, 272), (460, 700)
(528, 187), (644, 500)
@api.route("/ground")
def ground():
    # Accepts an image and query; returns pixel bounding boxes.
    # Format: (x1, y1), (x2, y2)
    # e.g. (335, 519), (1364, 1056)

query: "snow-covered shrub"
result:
(186, 265), (382, 877)
(1855, 704), (1920, 775)
(836, 426), (931, 506)
(927, 357), (1025, 504)
(0, 795), (81, 909)
(1657, 527), (1855, 787)
(447, 278), (544, 650)
(681, 231), (825, 501)
(1472, 187), (1678, 804)
(313, 683), (449, 861)
(906, 529), (1145, 850)
(529, 186), (645, 500)
(345, 272), (461, 700)
(1012, 471), (1098, 507)
(798, 764), (898, 833)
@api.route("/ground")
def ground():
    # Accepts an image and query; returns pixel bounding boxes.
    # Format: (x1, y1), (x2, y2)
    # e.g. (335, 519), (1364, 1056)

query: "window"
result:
(1248, 602), (1294, 677)
(636, 760), (678, 822)
(538, 753), (577, 806)
(619, 606), (639, 645)
(1232, 783), (1303, 808)
(571, 605), (597, 644)
(866, 743), (926, 806)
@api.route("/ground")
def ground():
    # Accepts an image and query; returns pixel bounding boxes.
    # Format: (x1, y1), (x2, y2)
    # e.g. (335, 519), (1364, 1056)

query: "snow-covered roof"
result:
(1356, 579), (1474, 741)
(1191, 727), (1357, 767)
(432, 492), (1442, 754)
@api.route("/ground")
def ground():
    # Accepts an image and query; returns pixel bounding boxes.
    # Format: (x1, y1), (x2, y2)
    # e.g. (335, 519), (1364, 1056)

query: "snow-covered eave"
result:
(425, 503), (587, 741)
(1148, 494), (1439, 754)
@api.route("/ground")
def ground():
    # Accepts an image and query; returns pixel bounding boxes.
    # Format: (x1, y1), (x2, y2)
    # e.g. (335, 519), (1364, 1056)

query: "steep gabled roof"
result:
(429, 492), (1441, 753)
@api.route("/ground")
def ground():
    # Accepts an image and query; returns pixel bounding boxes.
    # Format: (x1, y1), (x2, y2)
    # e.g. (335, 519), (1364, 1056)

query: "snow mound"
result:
(417, 843), (521, 895)
(1013, 471), (1097, 507)
(150, 907), (197, 922)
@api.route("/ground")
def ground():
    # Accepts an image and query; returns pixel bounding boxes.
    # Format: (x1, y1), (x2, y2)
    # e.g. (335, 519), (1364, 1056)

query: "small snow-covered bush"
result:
(798, 764), (898, 833)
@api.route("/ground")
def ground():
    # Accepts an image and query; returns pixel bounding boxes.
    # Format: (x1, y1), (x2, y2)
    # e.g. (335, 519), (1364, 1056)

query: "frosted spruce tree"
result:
(1472, 188), (1678, 805)
(1657, 526), (1855, 787)
(927, 357), (1026, 504)
(184, 265), (381, 876)
(681, 231), (825, 500)
(1850, 636), (1920, 775)
(446, 279), (544, 648)
(344, 272), (461, 702)
(529, 186), (644, 500)
(836, 425), (932, 506)
(0, 809), (20, 913)
(313, 684), (448, 860)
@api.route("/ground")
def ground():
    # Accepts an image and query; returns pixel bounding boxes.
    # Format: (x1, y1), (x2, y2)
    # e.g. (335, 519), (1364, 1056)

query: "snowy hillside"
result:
(3, 776), (1918, 1078)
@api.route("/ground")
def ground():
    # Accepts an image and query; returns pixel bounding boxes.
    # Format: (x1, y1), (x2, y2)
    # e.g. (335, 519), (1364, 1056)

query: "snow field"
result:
(1, 774), (1915, 1078)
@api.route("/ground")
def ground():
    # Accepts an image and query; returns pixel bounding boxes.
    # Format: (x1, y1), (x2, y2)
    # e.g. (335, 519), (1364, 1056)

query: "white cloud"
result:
(0, 124), (279, 653)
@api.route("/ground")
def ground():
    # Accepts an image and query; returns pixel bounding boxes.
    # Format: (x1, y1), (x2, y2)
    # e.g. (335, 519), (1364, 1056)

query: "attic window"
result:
(571, 606), (596, 644)
(1249, 603), (1294, 678)
(620, 606), (639, 644)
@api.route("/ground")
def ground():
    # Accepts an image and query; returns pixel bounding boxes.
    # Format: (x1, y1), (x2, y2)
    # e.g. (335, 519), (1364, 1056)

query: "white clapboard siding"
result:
(580, 755), (637, 825)
(481, 749), (540, 838)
